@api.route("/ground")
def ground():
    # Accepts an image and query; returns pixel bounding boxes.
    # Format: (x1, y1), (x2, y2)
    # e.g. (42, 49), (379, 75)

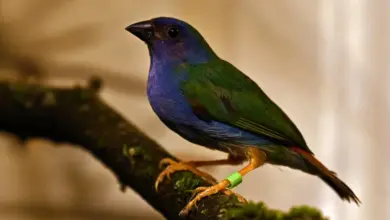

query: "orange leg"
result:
(155, 155), (245, 191)
(188, 154), (246, 167)
(178, 147), (267, 216)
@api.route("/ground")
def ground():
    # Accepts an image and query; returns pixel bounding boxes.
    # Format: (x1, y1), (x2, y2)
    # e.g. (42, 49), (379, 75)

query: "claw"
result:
(155, 158), (217, 192)
(189, 186), (207, 201)
(179, 179), (230, 216)
(179, 180), (248, 216)
(178, 147), (264, 216)
(159, 158), (175, 169)
(229, 191), (247, 203)
(191, 187), (247, 203)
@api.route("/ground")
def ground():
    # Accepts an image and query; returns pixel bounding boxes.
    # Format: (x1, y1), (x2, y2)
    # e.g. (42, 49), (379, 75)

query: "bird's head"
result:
(126, 17), (217, 64)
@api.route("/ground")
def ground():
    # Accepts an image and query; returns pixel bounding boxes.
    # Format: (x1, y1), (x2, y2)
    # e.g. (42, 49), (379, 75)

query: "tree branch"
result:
(0, 78), (328, 220)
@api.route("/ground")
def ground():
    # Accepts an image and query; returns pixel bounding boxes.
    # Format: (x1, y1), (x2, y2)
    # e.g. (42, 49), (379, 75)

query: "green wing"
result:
(181, 59), (312, 154)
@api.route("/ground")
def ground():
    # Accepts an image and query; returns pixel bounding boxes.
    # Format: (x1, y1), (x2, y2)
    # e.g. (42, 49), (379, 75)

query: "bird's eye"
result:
(167, 27), (179, 39)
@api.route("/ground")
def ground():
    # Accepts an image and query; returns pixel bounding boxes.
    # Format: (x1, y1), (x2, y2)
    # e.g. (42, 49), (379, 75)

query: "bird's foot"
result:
(155, 158), (217, 191)
(192, 186), (247, 203)
(179, 179), (247, 216)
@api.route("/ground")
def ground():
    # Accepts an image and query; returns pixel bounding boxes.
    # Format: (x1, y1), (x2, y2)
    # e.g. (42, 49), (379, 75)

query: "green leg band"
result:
(226, 171), (242, 189)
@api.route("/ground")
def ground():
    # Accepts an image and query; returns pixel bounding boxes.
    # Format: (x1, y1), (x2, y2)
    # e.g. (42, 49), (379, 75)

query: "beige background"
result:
(1, 1), (389, 220)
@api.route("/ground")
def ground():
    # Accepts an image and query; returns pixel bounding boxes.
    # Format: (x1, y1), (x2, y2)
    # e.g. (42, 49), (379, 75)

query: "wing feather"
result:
(181, 59), (313, 154)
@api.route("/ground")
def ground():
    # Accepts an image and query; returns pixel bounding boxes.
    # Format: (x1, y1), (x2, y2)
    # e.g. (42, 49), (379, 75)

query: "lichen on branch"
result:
(0, 78), (328, 220)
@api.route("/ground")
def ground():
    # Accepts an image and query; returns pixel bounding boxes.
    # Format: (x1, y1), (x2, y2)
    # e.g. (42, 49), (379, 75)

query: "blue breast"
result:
(147, 61), (195, 123)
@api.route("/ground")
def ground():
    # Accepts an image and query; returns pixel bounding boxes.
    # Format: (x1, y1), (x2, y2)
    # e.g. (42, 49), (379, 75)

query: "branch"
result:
(0, 78), (328, 220)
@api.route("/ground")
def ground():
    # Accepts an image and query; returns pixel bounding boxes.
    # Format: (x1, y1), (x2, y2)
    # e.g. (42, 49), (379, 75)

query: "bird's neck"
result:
(148, 41), (218, 65)
(146, 44), (218, 97)
(147, 52), (184, 88)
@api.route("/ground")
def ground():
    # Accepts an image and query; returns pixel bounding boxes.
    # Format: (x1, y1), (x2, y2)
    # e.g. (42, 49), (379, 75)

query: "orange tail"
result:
(291, 147), (361, 205)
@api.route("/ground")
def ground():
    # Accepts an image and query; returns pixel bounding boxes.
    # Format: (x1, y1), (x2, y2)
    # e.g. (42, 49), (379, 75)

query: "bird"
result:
(125, 16), (361, 216)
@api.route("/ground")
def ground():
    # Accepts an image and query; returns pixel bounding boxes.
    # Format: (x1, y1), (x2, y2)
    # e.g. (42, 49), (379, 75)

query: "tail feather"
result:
(319, 172), (361, 204)
(291, 147), (361, 205)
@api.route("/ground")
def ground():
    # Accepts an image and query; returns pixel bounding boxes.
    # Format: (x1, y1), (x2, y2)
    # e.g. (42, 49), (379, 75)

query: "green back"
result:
(181, 59), (312, 154)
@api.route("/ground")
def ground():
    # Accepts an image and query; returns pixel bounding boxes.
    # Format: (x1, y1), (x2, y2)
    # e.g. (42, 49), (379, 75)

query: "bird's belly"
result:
(149, 95), (273, 152)
(147, 84), (274, 155)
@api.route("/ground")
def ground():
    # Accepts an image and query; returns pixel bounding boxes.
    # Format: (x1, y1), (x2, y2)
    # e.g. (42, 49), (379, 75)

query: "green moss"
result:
(122, 144), (156, 177)
(223, 202), (281, 220)
(123, 144), (137, 169)
(173, 172), (202, 191)
(136, 167), (152, 177)
(201, 208), (209, 215)
(284, 205), (327, 220)
(123, 144), (153, 162)
(223, 202), (327, 220)
(41, 92), (56, 106)
(122, 144), (130, 156)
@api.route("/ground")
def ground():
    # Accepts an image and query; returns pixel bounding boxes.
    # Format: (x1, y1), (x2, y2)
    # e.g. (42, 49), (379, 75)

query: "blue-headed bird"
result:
(125, 17), (360, 216)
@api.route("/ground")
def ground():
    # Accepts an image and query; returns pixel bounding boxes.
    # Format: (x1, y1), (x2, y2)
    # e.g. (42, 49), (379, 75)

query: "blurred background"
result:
(0, 0), (389, 219)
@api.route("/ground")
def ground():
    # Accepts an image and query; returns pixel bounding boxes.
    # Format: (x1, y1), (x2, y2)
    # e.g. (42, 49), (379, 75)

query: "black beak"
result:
(125, 20), (154, 41)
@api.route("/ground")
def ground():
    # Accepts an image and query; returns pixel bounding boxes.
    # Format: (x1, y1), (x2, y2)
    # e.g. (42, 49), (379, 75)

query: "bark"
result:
(0, 78), (327, 220)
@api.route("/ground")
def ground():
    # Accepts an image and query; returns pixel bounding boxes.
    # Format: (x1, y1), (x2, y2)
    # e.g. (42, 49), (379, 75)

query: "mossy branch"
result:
(0, 78), (328, 220)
